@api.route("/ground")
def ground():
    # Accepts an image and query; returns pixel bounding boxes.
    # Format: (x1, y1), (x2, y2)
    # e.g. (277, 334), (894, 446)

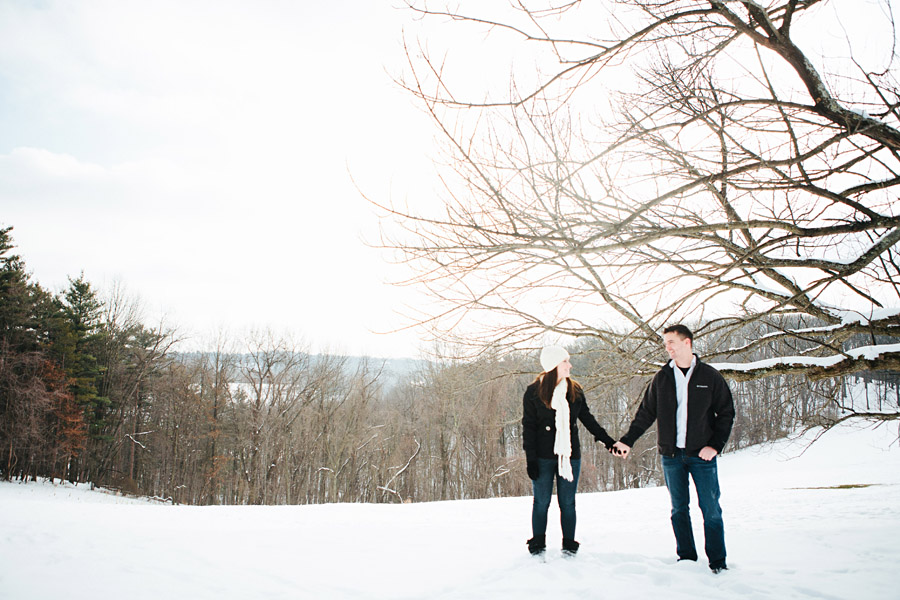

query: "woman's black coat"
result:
(522, 380), (615, 460)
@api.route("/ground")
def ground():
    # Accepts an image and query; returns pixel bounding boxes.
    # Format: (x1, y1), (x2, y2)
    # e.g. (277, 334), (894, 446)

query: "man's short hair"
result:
(663, 324), (693, 341)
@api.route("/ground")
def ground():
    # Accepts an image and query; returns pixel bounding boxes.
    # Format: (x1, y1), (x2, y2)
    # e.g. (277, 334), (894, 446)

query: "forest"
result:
(2, 224), (895, 505)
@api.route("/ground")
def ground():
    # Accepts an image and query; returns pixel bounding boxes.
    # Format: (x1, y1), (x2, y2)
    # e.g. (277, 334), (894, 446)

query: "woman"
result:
(522, 345), (616, 557)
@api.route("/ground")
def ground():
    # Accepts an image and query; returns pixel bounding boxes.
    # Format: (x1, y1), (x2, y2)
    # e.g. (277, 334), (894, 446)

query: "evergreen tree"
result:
(59, 274), (110, 441)
(0, 226), (39, 350)
(0, 227), (86, 479)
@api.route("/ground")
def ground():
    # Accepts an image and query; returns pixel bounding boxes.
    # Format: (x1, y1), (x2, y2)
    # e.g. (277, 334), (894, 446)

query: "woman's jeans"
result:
(661, 449), (726, 567)
(532, 457), (581, 540)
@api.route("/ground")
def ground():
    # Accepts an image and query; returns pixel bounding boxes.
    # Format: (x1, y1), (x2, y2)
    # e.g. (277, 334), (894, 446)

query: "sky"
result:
(1, 419), (898, 599)
(2, 1), (896, 360)
(0, 0), (443, 358)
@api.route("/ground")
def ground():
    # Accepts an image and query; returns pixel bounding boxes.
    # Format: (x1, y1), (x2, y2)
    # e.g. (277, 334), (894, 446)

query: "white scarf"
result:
(551, 379), (574, 481)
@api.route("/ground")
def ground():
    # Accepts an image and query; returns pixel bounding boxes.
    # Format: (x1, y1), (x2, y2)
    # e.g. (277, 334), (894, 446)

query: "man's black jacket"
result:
(620, 355), (735, 456)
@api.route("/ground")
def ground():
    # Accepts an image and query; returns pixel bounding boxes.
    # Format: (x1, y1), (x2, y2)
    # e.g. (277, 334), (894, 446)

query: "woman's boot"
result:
(562, 538), (580, 557)
(526, 534), (546, 556)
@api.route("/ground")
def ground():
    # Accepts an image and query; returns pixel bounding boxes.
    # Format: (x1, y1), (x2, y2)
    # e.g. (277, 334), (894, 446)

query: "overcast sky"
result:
(0, 0), (443, 358)
(3, 1), (894, 359)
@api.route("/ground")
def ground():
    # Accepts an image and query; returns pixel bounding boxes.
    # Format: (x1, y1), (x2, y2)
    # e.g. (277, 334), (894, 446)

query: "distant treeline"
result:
(2, 225), (896, 504)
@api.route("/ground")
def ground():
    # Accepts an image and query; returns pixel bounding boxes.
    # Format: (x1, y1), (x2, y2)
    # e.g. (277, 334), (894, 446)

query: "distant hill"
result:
(171, 351), (426, 389)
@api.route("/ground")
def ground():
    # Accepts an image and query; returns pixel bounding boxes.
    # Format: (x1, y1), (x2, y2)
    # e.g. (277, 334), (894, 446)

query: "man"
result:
(613, 324), (735, 574)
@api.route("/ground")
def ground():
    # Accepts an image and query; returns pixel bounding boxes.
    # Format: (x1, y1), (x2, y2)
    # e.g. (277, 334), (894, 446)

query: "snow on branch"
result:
(124, 431), (154, 451)
(378, 439), (422, 503)
(711, 344), (900, 382)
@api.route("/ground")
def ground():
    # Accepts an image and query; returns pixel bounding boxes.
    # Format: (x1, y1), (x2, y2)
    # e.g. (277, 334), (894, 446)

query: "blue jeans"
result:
(661, 450), (726, 567)
(531, 457), (581, 540)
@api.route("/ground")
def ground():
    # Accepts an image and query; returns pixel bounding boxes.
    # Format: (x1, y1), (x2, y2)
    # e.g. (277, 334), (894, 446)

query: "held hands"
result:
(611, 441), (631, 459)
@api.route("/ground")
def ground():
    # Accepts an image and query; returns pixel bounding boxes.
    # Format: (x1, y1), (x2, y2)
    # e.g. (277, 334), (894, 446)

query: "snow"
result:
(2, 421), (899, 599)
(710, 342), (900, 372)
(717, 307), (900, 356)
(833, 306), (900, 325)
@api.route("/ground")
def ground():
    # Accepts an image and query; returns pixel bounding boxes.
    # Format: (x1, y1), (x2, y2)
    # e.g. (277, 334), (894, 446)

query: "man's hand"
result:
(698, 446), (718, 461)
(612, 441), (631, 459)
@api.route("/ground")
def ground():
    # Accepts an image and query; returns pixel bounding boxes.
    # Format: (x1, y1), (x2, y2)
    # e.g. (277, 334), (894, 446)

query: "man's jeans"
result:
(661, 449), (726, 567)
(532, 457), (581, 540)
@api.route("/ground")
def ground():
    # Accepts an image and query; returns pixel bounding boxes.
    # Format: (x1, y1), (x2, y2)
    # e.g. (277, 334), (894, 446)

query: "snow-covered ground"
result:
(2, 420), (898, 599)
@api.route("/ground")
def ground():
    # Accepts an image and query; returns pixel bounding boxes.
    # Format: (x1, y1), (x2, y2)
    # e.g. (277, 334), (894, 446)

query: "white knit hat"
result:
(540, 345), (570, 373)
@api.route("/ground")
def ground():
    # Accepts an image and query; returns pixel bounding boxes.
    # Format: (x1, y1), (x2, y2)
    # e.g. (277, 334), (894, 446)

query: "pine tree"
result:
(0, 227), (86, 479)
(59, 274), (110, 441)
(0, 226), (39, 351)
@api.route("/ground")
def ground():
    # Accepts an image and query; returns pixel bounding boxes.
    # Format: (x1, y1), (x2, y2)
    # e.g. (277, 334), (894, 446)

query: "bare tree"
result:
(230, 331), (319, 505)
(0, 343), (77, 480)
(380, 0), (900, 401)
(196, 332), (237, 504)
